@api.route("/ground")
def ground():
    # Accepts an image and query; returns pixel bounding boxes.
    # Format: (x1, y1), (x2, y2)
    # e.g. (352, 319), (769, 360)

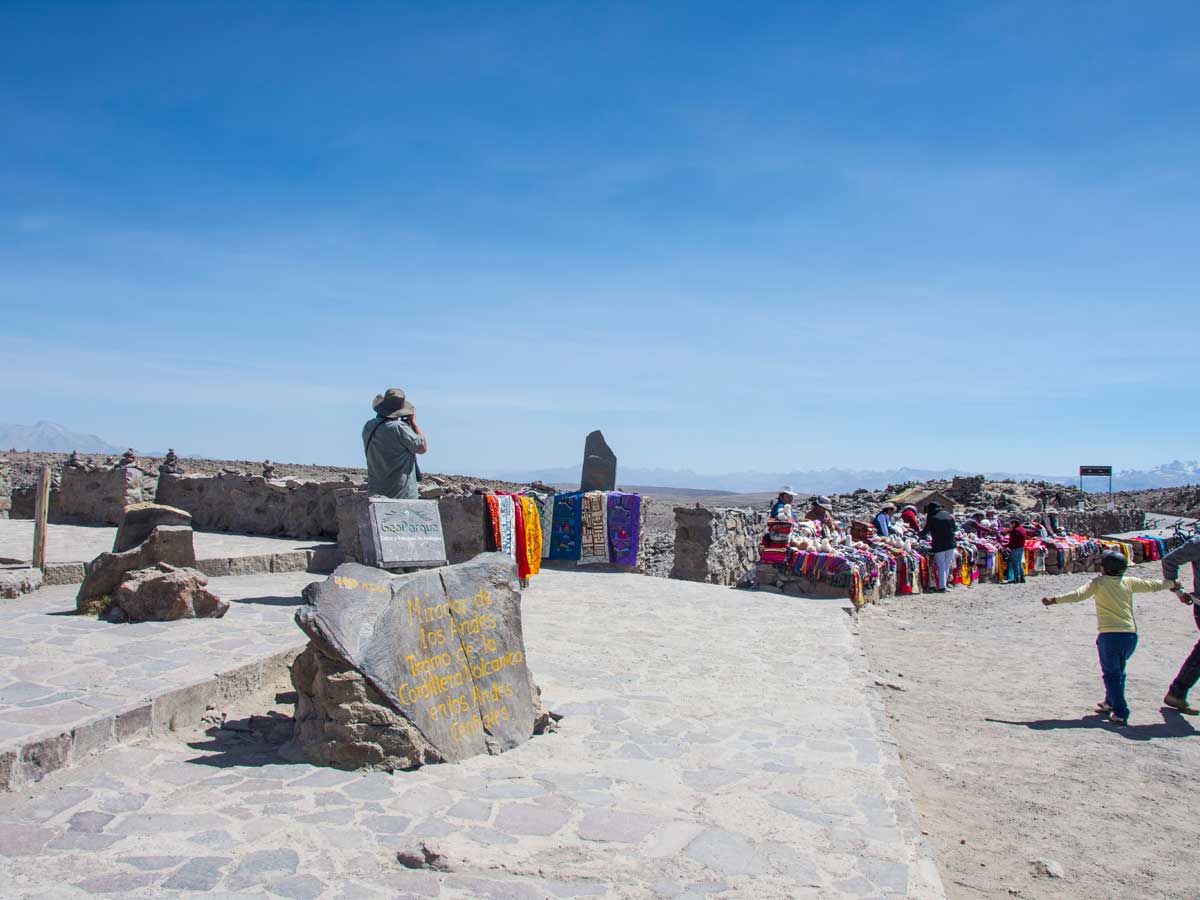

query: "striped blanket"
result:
(579, 491), (609, 565)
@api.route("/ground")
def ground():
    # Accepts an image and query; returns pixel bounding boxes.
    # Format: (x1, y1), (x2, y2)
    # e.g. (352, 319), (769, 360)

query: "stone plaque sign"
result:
(359, 498), (447, 569)
(295, 553), (544, 764)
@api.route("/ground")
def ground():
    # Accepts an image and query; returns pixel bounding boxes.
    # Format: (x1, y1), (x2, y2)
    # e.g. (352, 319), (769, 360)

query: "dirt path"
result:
(859, 562), (1200, 900)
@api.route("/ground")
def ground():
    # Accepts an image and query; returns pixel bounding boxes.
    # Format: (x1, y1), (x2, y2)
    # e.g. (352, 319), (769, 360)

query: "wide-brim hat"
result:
(881, 502), (897, 511)
(373, 387), (415, 420)
(779, 485), (798, 497)
(815, 496), (832, 510)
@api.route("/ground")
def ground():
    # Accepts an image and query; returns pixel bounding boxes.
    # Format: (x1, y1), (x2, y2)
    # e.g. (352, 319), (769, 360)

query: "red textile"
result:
(500, 492), (532, 580)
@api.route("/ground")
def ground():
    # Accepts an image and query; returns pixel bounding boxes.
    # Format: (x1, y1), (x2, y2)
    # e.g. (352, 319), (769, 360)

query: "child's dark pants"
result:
(1097, 632), (1138, 720)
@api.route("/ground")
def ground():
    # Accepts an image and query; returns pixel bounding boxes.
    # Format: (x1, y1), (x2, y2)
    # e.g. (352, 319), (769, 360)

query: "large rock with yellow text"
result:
(290, 553), (550, 770)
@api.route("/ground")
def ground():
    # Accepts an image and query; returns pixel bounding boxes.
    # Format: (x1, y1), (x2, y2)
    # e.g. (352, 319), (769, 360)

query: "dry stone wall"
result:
(0, 457), (10, 519)
(670, 506), (767, 585)
(57, 463), (150, 525)
(156, 472), (346, 539)
(1057, 508), (1145, 536)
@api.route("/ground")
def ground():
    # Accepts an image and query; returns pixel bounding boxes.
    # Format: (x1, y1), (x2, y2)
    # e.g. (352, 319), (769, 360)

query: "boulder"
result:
(114, 502), (193, 552)
(291, 553), (550, 769)
(580, 430), (617, 492)
(76, 525), (197, 615)
(103, 563), (228, 622)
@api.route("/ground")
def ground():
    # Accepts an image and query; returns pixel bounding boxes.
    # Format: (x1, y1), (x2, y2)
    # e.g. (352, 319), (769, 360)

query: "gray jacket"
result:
(1162, 536), (1200, 630)
(362, 416), (425, 499)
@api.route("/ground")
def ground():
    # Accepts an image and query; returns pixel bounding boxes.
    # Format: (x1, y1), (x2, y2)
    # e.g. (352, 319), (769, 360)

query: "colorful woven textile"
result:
(548, 492), (583, 561)
(606, 492), (641, 566)
(759, 519), (797, 565)
(509, 494), (529, 579)
(497, 494), (517, 558)
(535, 492), (554, 559)
(520, 495), (542, 577)
(485, 494), (502, 551)
(579, 491), (609, 565)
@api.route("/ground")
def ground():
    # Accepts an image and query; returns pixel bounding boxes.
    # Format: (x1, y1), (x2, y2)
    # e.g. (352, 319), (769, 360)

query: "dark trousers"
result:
(1168, 639), (1200, 700)
(1097, 632), (1139, 719)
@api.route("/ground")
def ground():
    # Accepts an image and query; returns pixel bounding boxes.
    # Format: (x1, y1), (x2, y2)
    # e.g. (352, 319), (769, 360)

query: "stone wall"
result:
(0, 457), (10, 519)
(336, 490), (498, 567)
(156, 472), (347, 540)
(1057, 508), (1145, 536)
(57, 463), (150, 525)
(670, 506), (767, 585)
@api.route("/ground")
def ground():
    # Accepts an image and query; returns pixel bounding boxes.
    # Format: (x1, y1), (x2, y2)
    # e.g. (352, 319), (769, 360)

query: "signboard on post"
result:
(357, 498), (448, 569)
(1078, 465), (1114, 500)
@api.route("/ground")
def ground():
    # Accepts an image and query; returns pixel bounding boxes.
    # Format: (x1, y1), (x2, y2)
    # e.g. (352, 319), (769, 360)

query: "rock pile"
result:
(76, 504), (199, 615)
(1, 566), (43, 599)
(102, 562), (228, 623)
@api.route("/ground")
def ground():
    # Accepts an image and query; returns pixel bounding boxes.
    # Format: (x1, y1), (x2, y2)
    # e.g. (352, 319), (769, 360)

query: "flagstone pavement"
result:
(0, 568), (945, 899)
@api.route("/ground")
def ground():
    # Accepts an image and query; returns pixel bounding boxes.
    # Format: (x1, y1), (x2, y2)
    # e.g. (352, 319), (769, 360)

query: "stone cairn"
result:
(262, 459), (277, 479)
(159, 448), (184, 475)
(75, 502), (228, 622)
(116, 448), (138, 469)
(65, 450), (83, 469)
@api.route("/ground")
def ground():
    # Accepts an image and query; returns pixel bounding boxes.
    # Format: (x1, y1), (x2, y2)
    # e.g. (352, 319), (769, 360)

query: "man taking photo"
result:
(363, 387), (428, 499)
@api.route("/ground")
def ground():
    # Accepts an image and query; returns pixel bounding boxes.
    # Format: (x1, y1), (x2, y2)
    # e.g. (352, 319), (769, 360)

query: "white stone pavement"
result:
(0, 569), (945, 900)
(0, 573), (321, 788)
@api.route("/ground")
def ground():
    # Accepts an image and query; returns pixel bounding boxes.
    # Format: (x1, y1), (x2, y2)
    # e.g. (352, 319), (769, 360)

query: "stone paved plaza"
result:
(0, 573), (320, 787)
(0, 568), (944, 899)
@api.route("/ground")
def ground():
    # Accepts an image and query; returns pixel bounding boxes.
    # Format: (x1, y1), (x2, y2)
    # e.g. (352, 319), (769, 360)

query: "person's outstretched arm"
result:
(1125, 576), (1181, 593)
(1043, 580), (1097, 606)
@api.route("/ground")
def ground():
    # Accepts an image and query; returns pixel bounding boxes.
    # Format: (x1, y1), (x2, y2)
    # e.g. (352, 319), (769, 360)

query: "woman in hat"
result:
(899, 504), (921, 532)
(770, 487), (798, 522)
(873, 502), (897, 537)
(804, 496), (836, 530)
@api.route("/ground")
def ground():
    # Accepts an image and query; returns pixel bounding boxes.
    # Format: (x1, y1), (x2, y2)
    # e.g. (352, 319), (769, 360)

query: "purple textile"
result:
(606, 492), (641, 567)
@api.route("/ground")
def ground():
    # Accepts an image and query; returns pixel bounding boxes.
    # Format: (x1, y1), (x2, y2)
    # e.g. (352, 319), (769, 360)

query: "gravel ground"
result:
(859, 562), (1200, 900)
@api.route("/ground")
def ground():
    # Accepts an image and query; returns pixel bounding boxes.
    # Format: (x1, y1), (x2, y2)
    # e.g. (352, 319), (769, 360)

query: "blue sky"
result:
(2, 1), (1198, 478)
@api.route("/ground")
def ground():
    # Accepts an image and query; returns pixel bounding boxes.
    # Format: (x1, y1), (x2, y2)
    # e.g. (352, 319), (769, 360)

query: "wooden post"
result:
(32, 465), (51, 571)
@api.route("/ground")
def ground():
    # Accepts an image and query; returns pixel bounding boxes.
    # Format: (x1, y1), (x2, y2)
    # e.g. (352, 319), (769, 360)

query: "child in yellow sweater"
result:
(1042, 550), (1181, 725)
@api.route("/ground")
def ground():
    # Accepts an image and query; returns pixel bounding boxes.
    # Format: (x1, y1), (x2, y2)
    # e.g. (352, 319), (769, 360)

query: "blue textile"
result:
(548, 492), (584, 561)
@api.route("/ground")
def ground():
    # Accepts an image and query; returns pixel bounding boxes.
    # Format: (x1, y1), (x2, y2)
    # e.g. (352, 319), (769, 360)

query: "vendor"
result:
(965, 511), (998, 538)
(804, 496), (837, 529)
(1042, 508), (1063, 537)
(770, 487), (798, 521)
(899, 504), (921, 532)
(873, 502), (897, 537)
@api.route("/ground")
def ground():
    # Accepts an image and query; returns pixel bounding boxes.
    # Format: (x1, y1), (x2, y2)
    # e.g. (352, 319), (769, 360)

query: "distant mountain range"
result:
(4, 421), (1197, 493)
(497, 461), (1200, 494)
(0, 421), (125, 454)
